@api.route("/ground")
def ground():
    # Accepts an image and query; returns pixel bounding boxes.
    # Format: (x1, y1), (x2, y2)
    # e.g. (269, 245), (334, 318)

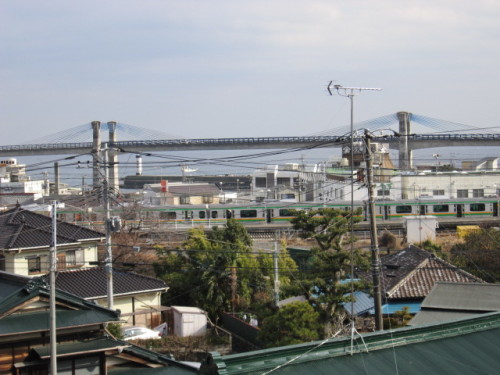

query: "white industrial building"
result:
(391, 171), (500, 200)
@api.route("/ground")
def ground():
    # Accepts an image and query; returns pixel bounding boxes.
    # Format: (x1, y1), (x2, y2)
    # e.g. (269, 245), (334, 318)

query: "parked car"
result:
(153, 322), (168, 337)
(123, 326), (161, 341)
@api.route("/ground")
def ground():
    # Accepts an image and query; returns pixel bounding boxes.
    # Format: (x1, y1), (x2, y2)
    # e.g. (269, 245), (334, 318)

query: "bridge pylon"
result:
(91, 121), (101, 190)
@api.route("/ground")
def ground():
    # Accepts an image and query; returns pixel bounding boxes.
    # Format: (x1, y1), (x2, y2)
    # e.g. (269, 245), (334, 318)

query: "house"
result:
(143, 182), (222, 205)
(0, 205), (104, 276)
(198, 311), (500, 374)
(410, 282), (500, 326)
(0, 272), (197, 374)
(357, 245), (483, 314)
(46, 267), (168, 328)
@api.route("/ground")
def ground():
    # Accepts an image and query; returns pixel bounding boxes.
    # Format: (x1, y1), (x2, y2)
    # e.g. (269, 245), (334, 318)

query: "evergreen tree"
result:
(290, 207), (369, 336)
(257, 301), (321, 347)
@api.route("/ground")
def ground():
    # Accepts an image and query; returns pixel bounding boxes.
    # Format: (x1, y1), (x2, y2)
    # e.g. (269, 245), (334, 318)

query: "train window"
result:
(211, 211), (218, 219)
(160, 212), (176, 220)
(470, 203), (486, 212)
(279, 209), (292, 216)
(432, 205), (449, 213)
(199, 211), (206, 219)
(395, 205), (412, 214)
(241, 210), (258, 218)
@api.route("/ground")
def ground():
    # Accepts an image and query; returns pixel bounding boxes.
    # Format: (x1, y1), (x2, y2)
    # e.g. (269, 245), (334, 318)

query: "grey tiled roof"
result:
(0, 206), (104, 250)
(359, 245), (483, 300)
(53, 267), (167, 299)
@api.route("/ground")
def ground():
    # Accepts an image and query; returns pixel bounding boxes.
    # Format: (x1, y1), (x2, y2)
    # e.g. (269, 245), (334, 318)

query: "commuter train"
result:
(57, 197), (500, 229)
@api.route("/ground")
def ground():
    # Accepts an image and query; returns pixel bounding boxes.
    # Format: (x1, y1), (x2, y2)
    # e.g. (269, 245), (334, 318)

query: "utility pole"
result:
(364, 130), (383, 331)
(328, 82), (383, 331)
(103, 145), (114, 310)
(50, 201), (58, 374)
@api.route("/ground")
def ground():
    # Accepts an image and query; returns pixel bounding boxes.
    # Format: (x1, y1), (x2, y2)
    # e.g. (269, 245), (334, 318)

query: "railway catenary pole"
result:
(364, 130), (383, 331)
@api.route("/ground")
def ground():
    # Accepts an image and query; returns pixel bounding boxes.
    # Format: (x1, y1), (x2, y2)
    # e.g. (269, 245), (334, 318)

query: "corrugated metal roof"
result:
(0, 309), (119, 336)
(33, 337), (126, 358)
(200, 311), (500, 374)
(421, 282), (500, 311)
(409, 310), (482, 326)
(343, 291), (374, 315)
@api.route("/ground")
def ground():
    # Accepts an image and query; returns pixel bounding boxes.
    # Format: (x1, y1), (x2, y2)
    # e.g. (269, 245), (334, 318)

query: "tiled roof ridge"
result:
(113, 267), (166, 283)
(5, 206), (21, 225)
(430, 256), (485, 283)
(6, 222), (24, 249)
(382, 244), (429, 266)
(385, 257), (429, 298)
(56, 266), (166, 285)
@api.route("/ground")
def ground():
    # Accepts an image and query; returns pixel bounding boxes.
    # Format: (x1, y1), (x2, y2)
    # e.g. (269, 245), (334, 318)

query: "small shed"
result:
(404, 216), (438, 243)
(172, 306), (207, 337)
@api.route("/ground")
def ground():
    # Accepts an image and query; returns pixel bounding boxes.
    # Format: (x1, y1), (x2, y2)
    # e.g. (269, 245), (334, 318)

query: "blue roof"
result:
(370, 302), (421, 315)
(343, 292), (422, 316)
(342, 291), (374, 316)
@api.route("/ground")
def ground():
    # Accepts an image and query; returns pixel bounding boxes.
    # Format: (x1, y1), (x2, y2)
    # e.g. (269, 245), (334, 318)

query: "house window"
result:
(377, 189), (390, 197)
(432, 190), (445, 196)
(277, 177), (291, 187)
(473, 189), (484, 198)
(202, 195), (213, 204)
(58, 355), (101, 375)
(27, 256), (42, 274)
(65, 250), (85, 267)
(180, 196), (191, 204)
(28, 257), (41, 273)
(255, 177), (266, 188)
(457, 189), (468, 198)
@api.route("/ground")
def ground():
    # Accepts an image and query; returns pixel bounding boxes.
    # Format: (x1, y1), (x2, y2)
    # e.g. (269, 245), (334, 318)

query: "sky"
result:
(1, 0), (500, 145)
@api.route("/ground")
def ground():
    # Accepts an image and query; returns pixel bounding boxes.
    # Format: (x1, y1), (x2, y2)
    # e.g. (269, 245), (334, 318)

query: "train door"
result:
(266, 209), (273, 223)
(456, 204), (464, 218)
(494, 202), (499, 217)
(383, 206), (390, 220)
(419, 204), (426, 215)
(225, 210), (233, 219)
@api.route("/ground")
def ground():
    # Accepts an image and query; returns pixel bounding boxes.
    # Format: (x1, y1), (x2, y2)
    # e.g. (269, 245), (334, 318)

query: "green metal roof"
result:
(200, 311), (500, 374)
(0, 277), (120, 320)
(0, 309), (119, 336)
(33, 337), (126, 358)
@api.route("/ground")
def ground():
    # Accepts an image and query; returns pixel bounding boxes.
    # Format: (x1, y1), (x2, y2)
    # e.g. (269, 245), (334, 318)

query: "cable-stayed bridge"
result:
(0, 111), (498, 190)
(1, 112), (499, 157)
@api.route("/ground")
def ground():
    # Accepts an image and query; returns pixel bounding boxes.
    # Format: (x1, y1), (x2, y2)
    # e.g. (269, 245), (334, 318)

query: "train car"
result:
(48, 197), (500, 230)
